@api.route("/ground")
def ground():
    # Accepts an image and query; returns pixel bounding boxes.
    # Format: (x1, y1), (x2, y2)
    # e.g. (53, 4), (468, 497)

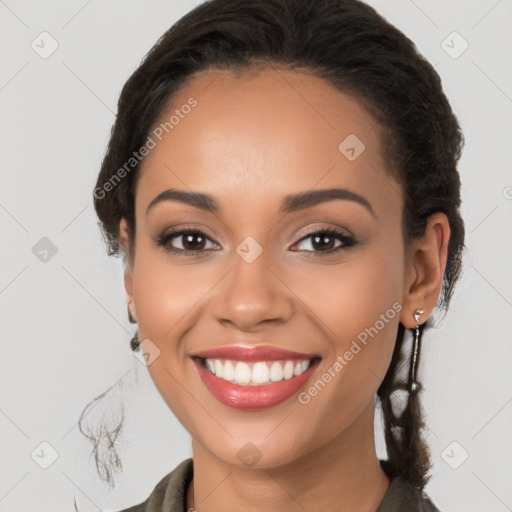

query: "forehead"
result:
(135, 66), (401, 220)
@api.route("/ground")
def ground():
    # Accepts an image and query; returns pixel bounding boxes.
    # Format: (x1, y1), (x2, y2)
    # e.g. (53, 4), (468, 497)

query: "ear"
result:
(119, 218), (136, 322)
(400, 212), (451, 329)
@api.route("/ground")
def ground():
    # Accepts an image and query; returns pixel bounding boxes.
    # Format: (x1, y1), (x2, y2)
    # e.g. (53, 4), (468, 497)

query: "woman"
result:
(85, 0), (465, 510)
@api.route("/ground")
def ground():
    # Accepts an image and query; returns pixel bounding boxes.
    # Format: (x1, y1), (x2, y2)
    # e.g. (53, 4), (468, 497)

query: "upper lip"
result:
(192, 345), (321, 362)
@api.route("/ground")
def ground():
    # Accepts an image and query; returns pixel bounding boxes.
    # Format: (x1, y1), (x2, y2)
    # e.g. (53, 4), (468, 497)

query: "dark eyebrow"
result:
(147, 189), (220, 214)
(280, 188), (375, 218)
(146, 187), (375, 218)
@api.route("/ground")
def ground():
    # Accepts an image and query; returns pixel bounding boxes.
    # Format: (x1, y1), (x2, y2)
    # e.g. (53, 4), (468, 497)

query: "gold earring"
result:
(408, 308), (425, 393)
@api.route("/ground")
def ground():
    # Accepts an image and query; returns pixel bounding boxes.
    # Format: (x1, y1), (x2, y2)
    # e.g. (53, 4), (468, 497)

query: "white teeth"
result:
(206, 359), (216, 374)
(283, 361), (294, 379)
(214, 359), (223, 378)
(270, 361), (283, 382)
(252, 362), (270, 384)
(223, 360), (235, 381)
(234, 362), (251, 385)
(203, 358), (314, 386)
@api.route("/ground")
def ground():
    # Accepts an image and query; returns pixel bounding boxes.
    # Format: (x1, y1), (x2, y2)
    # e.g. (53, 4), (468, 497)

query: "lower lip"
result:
(193, 358), (321, 410)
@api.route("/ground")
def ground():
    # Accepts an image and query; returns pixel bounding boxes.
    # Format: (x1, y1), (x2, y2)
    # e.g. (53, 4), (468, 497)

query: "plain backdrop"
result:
(0, 1), (511, 511)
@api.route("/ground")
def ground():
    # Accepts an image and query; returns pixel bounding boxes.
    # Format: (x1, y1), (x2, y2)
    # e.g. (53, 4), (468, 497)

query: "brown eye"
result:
(156, 229), (219, 255)
(292, 228), (356, 255)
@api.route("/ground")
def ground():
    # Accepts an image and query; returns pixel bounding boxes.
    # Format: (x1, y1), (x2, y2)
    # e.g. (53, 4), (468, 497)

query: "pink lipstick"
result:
(192, 345), (321, 410)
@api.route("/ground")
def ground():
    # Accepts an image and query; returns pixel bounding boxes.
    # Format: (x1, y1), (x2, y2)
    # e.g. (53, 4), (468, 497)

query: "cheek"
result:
(288, 244), (403, 403)
(132, 244), (216, 340)
(285, 243), (403, 340)
(130, 243), (212, 423)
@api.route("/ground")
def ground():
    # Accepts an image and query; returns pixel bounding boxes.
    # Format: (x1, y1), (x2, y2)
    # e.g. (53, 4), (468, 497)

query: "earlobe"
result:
(125, 266), (134, 301)
(119, 218), (137, 322)
(124, 263), (137, 323)
(127, 300), (137, 324)
(400, 212), (451, 329)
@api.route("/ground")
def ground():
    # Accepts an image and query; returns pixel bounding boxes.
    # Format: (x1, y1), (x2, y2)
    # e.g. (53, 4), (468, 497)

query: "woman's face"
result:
(122, 66), (416, 467)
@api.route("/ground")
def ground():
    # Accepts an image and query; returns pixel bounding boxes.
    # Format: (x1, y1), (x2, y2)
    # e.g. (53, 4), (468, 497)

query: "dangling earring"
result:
(408, 308), (425, 393)
(130, 334), (140, 351)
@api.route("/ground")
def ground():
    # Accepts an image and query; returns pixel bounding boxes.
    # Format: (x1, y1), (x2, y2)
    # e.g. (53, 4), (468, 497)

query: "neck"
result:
(186, 400), (390, 512)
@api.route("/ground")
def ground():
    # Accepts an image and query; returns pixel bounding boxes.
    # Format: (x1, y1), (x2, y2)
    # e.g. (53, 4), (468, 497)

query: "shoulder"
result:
(377, 460), (442, 512)
(111, 458), (194, 512)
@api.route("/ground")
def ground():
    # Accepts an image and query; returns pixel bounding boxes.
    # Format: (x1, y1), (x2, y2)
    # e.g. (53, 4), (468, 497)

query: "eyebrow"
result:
(146, 187), (375, 218)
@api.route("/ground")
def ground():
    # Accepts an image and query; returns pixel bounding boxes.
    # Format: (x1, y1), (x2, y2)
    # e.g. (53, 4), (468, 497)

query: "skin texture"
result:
(119, 66), (450, 512)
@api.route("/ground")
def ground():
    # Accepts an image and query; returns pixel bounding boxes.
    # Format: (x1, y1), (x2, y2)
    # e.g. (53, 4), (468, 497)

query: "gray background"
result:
(0, 0), (511, 510)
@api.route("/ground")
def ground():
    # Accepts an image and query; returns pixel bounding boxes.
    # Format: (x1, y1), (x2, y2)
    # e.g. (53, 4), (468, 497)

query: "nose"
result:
(210, 248), (294, 332)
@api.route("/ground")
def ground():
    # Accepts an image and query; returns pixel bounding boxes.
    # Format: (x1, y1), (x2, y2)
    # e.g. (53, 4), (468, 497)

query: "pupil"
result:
(313, 234), (334, 251)
(184, 233), (205, 250)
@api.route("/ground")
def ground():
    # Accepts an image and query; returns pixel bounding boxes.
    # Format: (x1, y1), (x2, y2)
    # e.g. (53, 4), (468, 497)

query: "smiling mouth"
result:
(194, 356), (322, 386)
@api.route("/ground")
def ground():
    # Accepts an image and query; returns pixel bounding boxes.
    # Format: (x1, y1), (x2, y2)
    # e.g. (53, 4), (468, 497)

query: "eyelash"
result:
(155, 226), (357, 258)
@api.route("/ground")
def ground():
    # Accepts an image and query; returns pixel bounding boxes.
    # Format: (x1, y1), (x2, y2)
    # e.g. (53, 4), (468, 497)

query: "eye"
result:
(156, 228), (219, 255)
(291, 227), (357, 256)
(156, 226), (357, 257)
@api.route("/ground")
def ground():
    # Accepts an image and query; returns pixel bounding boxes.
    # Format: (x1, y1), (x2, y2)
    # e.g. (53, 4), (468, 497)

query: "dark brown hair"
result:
(85, 0), (465, 491)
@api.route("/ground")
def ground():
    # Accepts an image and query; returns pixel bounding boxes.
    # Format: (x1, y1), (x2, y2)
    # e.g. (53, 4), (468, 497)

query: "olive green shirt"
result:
(116, 458), (441, 512)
